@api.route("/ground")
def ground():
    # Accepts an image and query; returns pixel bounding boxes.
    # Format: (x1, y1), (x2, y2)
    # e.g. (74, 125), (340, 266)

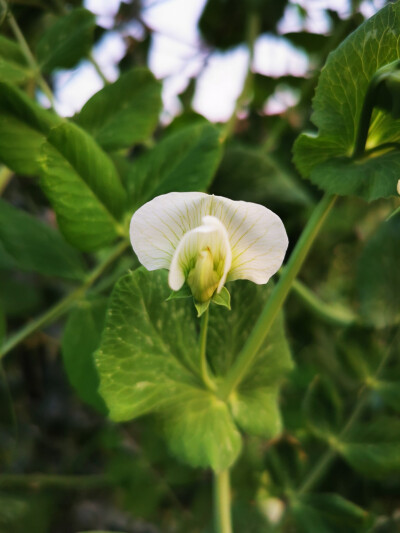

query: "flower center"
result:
(187, 247), (220, 302)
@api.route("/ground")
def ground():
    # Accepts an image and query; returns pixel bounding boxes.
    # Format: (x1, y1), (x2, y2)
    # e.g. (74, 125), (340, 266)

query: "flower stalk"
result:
(214, 469), (233, 533)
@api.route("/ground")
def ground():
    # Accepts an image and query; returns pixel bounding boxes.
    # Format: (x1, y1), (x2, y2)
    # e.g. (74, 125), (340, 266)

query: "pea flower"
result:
(130, 192), (288, 305)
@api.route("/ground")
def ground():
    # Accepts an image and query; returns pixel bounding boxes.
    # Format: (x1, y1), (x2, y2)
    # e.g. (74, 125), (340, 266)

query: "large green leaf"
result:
(95, 269), (292, 470)
(211, 145), (313, 208)
(293, 2), (400, 201)
(62, 299), (108, 413)
(0, 199), (86, 280)
(36, 8), (95, 73)
(356, 211), (400, 328)
(127, 123), (222, 208)
(291, 493), (371, 533)
(39, 122), (127, 251)
(0, 82), (61, 175)
(208, 281), (293, 437)
(340, 417), (400, 478)
(75, 68), (162, 151)
(0, 35), (31, 84)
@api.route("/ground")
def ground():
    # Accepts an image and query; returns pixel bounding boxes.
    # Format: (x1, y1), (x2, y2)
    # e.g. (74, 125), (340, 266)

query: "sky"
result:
(51, 0), (386, 122)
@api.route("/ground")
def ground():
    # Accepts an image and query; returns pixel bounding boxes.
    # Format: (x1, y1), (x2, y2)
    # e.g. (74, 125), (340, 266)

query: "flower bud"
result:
(187, 248), (220, 302)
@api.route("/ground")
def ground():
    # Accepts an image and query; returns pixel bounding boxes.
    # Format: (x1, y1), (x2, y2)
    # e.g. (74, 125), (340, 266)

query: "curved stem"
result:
(298, 334), (395, 494)
(0, 240), (129, 361)
(214, 469), (233, 533)
(199, 308), (216, 391)
(290, 278), (358, 328)
(220, 193), (336, 400)
(3, 1), (55, 109)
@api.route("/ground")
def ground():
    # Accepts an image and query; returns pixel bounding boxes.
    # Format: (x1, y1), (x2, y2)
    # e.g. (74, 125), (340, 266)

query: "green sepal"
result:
(212, 286), (231, 310)
(166, 285), (192, 300)
(194, 299), (210, 317)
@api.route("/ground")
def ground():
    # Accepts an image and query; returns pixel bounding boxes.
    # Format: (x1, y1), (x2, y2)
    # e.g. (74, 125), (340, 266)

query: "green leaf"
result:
(208, 281), (293, 438)
(0, 199), (86, 280)
(95, 269), (292, 470)
(164, 388), (242, 471)
(127, 123), (222, 208)
(291, 493), (371, 533)
(293, 2), (400, 201)
(0, 82), (61, 175)
(36, 8), (95, 73)
(75, 68), (162, 151)
(0, 35), (31, 84)
(96, 269), (201, 422)
(62, 299), (108, 413)
(303, 375), (343, 438)
(373, 379), (400, 412)
(212, 145), (313, 208)
(357, 212), (400, 327)
(39, 122), (127, 251)
(340, 417), (400, 478)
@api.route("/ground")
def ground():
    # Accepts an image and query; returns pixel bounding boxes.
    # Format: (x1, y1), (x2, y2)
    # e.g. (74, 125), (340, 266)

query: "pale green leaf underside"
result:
(95, 268), (292, 470)
(39, 122), (126, 251)
(293, 2), (400, 200)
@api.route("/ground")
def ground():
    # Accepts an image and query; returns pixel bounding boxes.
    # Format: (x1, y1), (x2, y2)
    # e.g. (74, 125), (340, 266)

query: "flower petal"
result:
(168, 215), (232, 292)
(130, 192), (209, 270)
(208, 196), (288, 284)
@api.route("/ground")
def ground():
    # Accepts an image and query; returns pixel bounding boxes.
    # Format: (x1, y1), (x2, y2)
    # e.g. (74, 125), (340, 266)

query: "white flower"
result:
(130, 192), (288, 303)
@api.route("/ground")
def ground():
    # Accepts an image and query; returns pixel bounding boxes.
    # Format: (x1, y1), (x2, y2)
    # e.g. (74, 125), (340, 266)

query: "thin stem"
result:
(2, 1), (55, 109)
(290, 278), (358, 328)
(0, 240), (129, 361)
(0, 473), (110, 490)
(221, 12), (260, 142)
(220, 194), (336, 400)
(199, 308), (216, 391)
(89, 52), (110, 84)
(298, 335), (395, 495)
(214, 469), (233, 533)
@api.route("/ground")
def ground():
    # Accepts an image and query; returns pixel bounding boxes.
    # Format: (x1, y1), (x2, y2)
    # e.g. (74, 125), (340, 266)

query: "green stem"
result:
(3, 1), (55, 109)
(222, 12), (260, 142)
(214, 470), (233, 533)
(290, 278), (358, 327)
(89, 52), (110, 84)
(199, 308), (216, 391)
(0, 240), (129, 361)
(221, 193), (336, 400)
(298, 337), (394, 494)
(0, 473), (110, 490)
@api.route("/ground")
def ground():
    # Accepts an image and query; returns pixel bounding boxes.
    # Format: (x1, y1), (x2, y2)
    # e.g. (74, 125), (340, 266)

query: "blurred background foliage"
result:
(0, 0), (400, 532)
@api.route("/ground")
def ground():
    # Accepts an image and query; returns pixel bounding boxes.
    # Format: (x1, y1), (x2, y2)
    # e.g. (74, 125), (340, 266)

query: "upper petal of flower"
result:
(208, 196), (288, 284)
(130, 192), (288, 286)
(130, 192), (209, 271)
